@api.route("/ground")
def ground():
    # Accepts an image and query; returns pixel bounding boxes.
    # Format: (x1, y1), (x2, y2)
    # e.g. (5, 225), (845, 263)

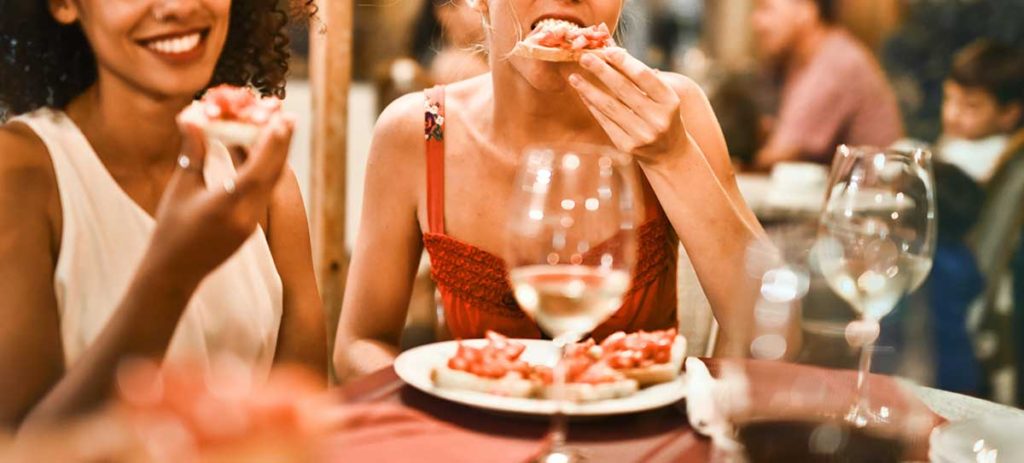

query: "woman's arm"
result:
(267, 168), (327, 379)
(333, 94), (425, 382)
(0, 126), (68, 427)
(569, 50), (768, 356)
(7, 113), (296, 429)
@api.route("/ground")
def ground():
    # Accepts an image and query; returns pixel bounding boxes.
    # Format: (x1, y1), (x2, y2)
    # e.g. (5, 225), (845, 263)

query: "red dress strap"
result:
(425, 85), (447, 234)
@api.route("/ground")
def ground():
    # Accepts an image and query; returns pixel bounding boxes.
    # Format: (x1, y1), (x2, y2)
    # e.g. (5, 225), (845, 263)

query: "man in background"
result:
(751, 0), (903, 169)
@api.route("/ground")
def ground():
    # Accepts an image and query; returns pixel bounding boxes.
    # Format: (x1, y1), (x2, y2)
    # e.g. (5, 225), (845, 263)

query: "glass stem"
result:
(849, 337), (874, 426)
(547, 338), (570, 452)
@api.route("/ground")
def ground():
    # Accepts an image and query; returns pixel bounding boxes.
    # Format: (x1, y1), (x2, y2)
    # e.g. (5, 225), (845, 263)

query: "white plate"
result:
(394, 339), (687, 417)
(929, 416), (1024, 463)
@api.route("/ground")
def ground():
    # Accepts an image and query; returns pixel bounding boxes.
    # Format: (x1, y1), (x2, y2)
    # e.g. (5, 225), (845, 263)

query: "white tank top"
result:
(14, 109), (283, 377)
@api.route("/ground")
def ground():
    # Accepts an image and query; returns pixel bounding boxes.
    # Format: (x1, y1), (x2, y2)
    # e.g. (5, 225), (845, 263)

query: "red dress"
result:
(422, 86), (678, 341)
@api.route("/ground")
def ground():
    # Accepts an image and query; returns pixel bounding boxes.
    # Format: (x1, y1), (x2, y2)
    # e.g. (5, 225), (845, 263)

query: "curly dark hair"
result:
(0, 0), (317, 119)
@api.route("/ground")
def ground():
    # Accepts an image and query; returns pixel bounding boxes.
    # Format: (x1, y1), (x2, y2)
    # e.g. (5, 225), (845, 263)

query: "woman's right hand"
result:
(147, 110), (295, 288)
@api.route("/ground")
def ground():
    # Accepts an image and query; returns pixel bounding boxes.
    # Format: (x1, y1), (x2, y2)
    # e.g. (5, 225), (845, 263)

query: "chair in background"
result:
(968, 136), (1024, 405)
(677, 245), (719, 357)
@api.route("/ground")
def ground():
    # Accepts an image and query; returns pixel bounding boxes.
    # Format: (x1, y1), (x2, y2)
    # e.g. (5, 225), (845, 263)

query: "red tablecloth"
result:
(326, 358), (943, 462)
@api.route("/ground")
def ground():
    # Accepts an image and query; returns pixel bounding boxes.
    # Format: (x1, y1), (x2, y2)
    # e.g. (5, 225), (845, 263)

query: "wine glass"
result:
(814, 145), (935, 427)
(506, 144), (639, 462)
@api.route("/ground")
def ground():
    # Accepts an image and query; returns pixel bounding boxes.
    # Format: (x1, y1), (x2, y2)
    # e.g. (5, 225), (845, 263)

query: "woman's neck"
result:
(489, 63), (610, 147)
(66, 75), (193, 170)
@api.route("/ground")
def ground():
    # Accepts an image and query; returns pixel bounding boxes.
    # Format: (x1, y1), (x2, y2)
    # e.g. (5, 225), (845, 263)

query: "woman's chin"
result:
(515, 62), (577, 93)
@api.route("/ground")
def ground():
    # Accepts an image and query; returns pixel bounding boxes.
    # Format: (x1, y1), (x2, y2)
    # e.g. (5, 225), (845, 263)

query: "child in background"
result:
(938, 40), (1024, 183)
(932, 39), (1024, 400)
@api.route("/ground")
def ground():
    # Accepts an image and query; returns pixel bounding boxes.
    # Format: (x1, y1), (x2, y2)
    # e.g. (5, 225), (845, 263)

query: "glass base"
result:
(844, 402), (892, 428)
(534, 445), (584, 463)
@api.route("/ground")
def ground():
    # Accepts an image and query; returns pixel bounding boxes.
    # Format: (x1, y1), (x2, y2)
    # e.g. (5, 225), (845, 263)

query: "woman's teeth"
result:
(533, 18), (583, 30)
(145, 32), (201, 55)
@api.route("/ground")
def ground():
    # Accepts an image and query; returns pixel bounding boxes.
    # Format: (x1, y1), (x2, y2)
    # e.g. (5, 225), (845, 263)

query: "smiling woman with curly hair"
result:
(0, 0), (325, 429)
(0, 0), (315, 115)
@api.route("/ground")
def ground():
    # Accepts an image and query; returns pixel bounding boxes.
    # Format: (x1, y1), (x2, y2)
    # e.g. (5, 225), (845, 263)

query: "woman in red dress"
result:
(334, 0), (766, 380)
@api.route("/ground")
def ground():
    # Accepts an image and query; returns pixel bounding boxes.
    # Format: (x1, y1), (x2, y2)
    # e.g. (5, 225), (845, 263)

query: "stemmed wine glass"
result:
(814, 146), (936, 427)
(506, 144), (639, 462)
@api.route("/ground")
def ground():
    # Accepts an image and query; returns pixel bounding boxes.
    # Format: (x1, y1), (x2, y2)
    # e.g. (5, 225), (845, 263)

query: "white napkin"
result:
(685, 358), (749, 456)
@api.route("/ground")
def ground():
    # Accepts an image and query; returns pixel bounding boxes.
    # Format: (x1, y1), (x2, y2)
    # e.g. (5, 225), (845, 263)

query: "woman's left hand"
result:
(569, 48), (687, 165)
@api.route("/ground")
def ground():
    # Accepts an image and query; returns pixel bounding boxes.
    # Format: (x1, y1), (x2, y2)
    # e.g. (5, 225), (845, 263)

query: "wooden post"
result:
(309, 0), (352, 372)
(703, 0), (755, 71)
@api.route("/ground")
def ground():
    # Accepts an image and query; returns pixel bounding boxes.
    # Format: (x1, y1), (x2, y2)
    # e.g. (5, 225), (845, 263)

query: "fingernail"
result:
(568, 74), (581, 86)
(580, 53), (596, 67)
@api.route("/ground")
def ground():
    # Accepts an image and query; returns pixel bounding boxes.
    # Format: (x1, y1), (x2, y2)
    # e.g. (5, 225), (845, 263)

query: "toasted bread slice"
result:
(511, 41), (581, 62)
(539, 378), (639, 402)
(204, 120), (261, 148)
(616, 335), (687, 387)
(431, 365), (536, 398)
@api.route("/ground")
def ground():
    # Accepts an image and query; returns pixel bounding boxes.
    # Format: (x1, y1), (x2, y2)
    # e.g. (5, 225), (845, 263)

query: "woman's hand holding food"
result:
(568, 48), (690, 166)
(146, 105), (295, 289)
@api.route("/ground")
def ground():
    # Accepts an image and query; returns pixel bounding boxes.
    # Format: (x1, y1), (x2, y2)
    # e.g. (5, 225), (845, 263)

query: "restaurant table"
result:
(330, 357), (1022, 462)
(735, 172), (823, 225)
(335, 364), (709, 462)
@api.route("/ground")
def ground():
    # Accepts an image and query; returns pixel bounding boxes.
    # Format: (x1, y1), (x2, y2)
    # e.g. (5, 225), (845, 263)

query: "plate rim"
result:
(394, 338), (687, 417)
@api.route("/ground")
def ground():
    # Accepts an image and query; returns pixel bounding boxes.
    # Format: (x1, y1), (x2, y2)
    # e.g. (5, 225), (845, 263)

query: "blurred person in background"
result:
(887, 40), (1024, 399)
(412, 0), (489, 85)
(377, 0), (489, 114)
(750, 0), (903, 169)
(937, 40), (1024, 184)
(882, 0), (1024, 142)
(709, 73), (768, 167)
(937, 39), (1024, 405)
(645, 0), (681, 70)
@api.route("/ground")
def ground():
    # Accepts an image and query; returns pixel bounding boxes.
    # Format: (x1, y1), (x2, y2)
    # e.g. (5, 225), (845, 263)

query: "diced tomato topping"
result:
(199, 84), (281, 124)
(599, 328), (677, 369)
(570, 35), (589, 50)
(449, 357), (468, 371)
(445, 329), (677, 384)
(525, 22), (613, 51)
(447, 331), (533, 379)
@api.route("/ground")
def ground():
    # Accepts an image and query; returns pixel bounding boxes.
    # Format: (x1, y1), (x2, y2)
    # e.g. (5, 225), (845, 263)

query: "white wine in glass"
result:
(510, 265), (631, 339)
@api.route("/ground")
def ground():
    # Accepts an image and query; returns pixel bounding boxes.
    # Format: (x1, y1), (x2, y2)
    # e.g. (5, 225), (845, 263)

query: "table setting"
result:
(327, 144), (1021, 463)
(5, 145), (1023, 463)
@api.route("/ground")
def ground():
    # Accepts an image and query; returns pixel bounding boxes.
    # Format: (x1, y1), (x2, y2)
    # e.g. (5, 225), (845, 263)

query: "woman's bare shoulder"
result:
(0, 121), (58, 193)
(438, 74), (491, 114)
(370, 76), (489, 161)
(0, 121), (59, 248)
(658, 72), (707, 102)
